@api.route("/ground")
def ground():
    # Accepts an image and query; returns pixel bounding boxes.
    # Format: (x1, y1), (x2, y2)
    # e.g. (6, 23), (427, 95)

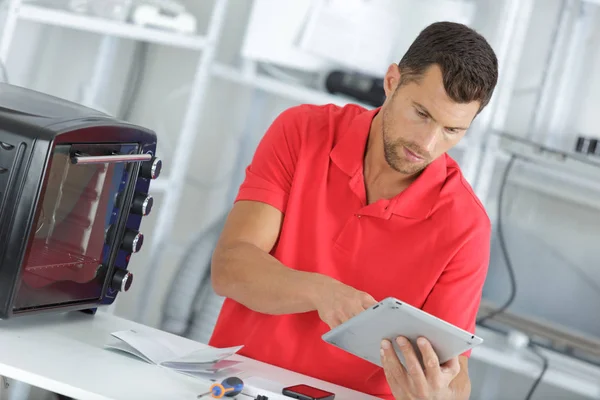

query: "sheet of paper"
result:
(104, 338), (154, 364)
(108, 330), (243, 370)
(163, 359), (241, 373)
(110, 330), (178, 364)
(162, 345), (244, 367)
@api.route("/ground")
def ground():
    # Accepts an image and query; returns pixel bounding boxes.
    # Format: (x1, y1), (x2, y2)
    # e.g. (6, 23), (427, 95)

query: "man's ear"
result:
(383, 63), (401, 97)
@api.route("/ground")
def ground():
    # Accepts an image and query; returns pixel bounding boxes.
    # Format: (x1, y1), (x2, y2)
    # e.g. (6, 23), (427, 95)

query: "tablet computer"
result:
(321, 297), (483, 368)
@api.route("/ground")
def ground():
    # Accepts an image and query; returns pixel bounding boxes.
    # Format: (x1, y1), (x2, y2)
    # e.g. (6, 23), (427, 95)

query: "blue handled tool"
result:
(197, 377), (244, 398)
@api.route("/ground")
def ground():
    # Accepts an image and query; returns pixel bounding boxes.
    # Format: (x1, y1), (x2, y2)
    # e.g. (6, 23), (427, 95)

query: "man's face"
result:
(381, 64), (481, 175)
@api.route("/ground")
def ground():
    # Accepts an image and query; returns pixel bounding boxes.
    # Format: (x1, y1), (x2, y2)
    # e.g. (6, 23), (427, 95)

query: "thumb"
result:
(361, 294), (378, 309)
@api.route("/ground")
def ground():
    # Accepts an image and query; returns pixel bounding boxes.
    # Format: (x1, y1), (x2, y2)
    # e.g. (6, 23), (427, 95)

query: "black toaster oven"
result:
(0, 83), (161, 319)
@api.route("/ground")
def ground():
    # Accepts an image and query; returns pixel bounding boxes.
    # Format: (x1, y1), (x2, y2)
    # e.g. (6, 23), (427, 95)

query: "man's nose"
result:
(416, 126), (437, 154)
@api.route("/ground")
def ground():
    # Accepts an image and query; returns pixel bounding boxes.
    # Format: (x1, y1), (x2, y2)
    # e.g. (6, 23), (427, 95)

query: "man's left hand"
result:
(380, 337), (460, 400)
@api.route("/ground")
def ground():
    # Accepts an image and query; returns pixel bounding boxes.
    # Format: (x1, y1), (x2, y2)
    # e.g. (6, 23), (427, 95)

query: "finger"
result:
(441, 357), (461, 379)
(360, 293), (378, 309)
(350, 304), (365, 317)
(326, 314), (343, 329)
(396, 337), (428, 391)
(344, 302), (367, 321)
(336, 311), (356, 325)
(380, 340), (408, 388)
(417, 337), (441, 380)
(334, 314), (346, 327)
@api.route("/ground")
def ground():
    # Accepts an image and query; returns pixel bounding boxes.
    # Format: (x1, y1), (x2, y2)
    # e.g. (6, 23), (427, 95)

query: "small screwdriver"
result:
(197, 377), (244, 399)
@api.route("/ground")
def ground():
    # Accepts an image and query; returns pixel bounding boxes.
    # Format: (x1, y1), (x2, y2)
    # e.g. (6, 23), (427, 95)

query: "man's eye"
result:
(446, 128), (458, 134)
(417, 110), (428, 118)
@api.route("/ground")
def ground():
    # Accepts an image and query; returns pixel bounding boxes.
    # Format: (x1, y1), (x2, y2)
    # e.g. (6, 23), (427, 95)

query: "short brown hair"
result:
(397, 21), (498, 112)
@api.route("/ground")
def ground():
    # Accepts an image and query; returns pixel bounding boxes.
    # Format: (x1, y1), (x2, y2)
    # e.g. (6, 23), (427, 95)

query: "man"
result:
(209, 21), (498, 399)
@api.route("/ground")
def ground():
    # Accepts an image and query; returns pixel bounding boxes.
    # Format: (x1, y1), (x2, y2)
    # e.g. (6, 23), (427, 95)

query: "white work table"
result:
(1, 310), (599, 400)
(0, 311), (378, 400)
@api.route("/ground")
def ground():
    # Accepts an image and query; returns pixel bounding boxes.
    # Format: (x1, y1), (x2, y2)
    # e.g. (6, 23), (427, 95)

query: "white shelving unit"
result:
(16, 3), (208, 50)
(0, 0), (232, 321)
(474, 0), (600, 210)
(211, 63), (373, 109)
(150, 61), (377, 193)
(0, 1), (212, 63)
(489, 133), (600, 216)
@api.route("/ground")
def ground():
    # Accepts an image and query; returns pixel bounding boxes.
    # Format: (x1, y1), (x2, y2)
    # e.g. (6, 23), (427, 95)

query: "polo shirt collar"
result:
(330, 106), (447, 220)
(392, 155), (446, 219)
(330, 107), (378, 178)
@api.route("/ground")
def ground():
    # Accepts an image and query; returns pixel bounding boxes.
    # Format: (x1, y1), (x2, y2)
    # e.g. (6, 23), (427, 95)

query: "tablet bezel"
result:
(321, 297), (483, 368)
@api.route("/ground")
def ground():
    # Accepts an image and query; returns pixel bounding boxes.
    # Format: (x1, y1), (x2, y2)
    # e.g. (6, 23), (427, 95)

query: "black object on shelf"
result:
(325, 70), (386, 107)
(575, 135), (599, 156)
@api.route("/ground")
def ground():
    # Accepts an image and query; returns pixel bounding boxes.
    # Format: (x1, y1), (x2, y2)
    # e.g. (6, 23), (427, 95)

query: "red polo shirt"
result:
(209, 104), (491, 399)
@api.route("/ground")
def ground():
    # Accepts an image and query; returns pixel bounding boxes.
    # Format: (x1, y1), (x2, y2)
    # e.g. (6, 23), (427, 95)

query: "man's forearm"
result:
(211, 241), (327, 315)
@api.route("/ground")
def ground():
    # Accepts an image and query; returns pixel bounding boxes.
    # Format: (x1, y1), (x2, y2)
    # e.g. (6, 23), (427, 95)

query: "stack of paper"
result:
(105, 329), (243, 377)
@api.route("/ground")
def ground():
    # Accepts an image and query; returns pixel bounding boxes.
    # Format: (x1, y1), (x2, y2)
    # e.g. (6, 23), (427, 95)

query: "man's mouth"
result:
(403, 147), (425, 162)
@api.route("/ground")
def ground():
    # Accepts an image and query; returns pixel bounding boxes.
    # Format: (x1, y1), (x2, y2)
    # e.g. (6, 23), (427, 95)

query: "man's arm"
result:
(211, 200), (327, 315)
(210, 106), (326, 315)
(211, 200), (376, 325)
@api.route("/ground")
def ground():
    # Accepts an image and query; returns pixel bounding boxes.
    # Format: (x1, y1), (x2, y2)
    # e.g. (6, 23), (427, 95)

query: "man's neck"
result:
(363, 114), (418, 204)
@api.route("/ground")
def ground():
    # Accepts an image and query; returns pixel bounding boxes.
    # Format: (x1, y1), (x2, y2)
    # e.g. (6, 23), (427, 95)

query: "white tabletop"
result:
(1, 309), (599, 400)
(0, 311), (378, 400)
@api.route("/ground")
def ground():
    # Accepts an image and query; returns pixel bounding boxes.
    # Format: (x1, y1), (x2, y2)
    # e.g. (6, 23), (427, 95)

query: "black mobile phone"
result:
(282, 384), (335, 400)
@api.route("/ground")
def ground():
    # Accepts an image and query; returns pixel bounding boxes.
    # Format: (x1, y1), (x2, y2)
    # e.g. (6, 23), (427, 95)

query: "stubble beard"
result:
(382, 116), (430, 175)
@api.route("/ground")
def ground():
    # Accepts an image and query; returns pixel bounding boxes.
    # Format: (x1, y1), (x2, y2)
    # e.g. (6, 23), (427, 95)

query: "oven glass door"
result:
(13, 143), (139, 313)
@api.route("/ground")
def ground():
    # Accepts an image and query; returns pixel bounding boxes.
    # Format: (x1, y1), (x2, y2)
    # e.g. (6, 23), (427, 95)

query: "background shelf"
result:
(18, 4), (208, 50)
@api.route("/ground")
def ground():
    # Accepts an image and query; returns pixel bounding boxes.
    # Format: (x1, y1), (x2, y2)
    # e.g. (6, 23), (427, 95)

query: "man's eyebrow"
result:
(413, 102), (434, 120)
(413, 101), (469, 131)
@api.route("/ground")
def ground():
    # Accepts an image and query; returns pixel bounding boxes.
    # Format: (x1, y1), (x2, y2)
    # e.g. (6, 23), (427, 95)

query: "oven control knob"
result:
(111, 269), (133, 292)
(122, 230), (144, 253)
(140, 156), (162, 180)
(131, 193), (153, 216)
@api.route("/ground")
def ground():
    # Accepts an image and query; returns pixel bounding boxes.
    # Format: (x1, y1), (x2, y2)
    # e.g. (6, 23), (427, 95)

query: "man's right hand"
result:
(313, 278), (378, 329)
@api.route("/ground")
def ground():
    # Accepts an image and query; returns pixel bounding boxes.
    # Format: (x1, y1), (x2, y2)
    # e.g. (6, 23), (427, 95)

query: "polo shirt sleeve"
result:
(234, 106), (305, 213)
(421, 221), (491, 357)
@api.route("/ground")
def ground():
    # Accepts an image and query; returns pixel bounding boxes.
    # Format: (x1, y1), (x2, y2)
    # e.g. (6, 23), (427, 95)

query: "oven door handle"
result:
(71, 153), (152, 165)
